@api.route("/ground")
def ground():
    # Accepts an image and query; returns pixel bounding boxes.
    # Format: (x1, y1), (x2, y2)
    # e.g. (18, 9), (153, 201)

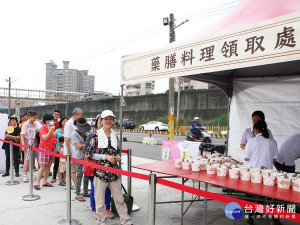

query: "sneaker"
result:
(106, 209), (115, 219)
(15, 173), (20, 177)
(91, 211), (97, 220)
(2, 172), (9, 177)
(23, 175), (29, 182)
(59, 182), (66, 186)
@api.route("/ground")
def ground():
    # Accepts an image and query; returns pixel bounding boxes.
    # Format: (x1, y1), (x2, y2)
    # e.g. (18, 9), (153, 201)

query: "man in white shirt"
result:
(64, 108), (83, 185)
(240, 111), (273, 150)
(275, 133), (300, 173)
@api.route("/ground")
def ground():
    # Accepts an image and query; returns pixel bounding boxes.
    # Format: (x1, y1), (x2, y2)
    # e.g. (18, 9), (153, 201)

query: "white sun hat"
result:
(101, 110), (115, 118)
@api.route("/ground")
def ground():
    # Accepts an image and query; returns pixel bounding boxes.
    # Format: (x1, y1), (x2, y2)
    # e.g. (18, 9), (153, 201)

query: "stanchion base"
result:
(57, 219), (81, 225)
(22, 194), (40, 201)
(132, 204), (140, 212)
(5, 180), (20, 185)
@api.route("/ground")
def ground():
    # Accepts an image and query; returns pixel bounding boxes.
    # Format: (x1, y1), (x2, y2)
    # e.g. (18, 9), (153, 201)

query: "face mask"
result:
(46, 121), (54, 126)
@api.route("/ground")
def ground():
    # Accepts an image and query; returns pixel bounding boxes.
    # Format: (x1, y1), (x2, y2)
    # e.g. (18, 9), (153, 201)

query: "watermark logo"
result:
(225, 202), (243, 219)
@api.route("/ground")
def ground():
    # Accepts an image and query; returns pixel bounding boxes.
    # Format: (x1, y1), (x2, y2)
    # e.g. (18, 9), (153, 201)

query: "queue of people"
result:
(2, 107), (132, 225)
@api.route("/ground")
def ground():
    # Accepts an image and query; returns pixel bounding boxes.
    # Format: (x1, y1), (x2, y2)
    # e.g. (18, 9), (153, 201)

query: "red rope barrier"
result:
(1, 138), (299, 222)
(0, 139), (9, 144)
(157, 178), (300, 222)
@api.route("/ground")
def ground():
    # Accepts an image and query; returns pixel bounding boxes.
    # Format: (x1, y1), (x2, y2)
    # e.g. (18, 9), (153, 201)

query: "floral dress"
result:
(86, 131), (120, 182)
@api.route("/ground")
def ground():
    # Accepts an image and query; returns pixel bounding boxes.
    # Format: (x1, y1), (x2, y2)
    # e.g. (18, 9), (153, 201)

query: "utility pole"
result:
(176, 77), (182, 131)
(168, 13), (175, 140)
(6, 77), (11, 115)
(163, 14), (188, 140)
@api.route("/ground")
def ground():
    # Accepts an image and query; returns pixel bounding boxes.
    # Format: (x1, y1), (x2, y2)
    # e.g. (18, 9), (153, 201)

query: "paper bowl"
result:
(191, 161), (201, 171)
(207, 164), (217, 174)
(277, 176), (291, 189)
(174, 159), (182, 168)
(229, 168), (240, 179)
(240, 170), (251, 181)
(263, 173), (276, 186)
(292, 178), (300, 192)
(251, 172), (263, 183)
(217, 166), (228, 176)
(182, 161), (191, 170)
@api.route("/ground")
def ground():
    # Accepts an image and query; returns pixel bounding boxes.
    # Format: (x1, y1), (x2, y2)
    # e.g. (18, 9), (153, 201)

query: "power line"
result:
(74, 0), (241, 64)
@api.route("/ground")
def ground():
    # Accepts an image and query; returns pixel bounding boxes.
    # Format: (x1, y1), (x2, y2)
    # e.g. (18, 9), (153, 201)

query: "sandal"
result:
(75, 195), (86, 202)
(82, 193), (90, 197)
(34, 184), (40, 190)
(42, 182), (53, 187)
(50, 179), (56, 183)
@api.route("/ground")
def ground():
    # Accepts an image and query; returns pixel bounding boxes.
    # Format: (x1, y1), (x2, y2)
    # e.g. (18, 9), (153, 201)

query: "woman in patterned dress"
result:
(86, 110), (132, 225)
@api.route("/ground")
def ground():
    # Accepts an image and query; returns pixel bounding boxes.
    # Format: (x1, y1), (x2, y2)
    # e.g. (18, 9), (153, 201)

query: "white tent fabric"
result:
(0, 114), (8, 171)
(228, 76), (300, 162)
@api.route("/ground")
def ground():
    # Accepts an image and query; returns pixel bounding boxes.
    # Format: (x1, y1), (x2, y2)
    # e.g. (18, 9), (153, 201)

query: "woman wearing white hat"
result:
(86, 110), (132, 225)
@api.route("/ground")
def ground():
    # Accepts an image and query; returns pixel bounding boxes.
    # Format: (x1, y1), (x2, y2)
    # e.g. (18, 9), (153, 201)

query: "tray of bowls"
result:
(174, 153), (300, 192)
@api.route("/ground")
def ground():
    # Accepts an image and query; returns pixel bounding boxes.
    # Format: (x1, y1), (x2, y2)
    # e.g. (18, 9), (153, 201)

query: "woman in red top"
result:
(34, 114), (56, 190)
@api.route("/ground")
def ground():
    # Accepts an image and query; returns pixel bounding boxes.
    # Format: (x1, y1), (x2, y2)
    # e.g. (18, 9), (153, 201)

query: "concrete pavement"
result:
(0, 144), (299, 225)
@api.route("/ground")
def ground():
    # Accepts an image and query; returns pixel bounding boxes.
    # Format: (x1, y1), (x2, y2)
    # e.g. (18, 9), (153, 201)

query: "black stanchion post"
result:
(5, 141), (20, 185)
(149, 173), (157, 225)
(58, 155), (80, 225)
(22, 145), (40, 201)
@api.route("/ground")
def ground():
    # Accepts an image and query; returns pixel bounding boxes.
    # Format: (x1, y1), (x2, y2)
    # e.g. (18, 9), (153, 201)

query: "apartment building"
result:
(45, 60), (95, 93)
(124, 81), (155, 96)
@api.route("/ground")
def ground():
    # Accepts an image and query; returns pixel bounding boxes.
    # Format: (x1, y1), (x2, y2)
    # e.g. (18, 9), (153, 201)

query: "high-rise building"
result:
(124, 81), (155, 96)
(45, 60), (95, 93)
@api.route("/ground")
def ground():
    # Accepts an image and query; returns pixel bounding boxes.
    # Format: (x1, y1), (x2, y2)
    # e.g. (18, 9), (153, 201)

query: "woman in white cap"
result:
(83, 114), (115, 220)
(86, 110), (132, 225)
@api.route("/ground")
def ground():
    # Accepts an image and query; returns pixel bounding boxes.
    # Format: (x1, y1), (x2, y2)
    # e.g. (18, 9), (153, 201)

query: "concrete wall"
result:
(14, 89), (228, 122)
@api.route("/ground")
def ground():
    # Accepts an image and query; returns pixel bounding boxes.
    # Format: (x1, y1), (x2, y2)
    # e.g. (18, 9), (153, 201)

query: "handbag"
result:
(82, 155), (97, 176)
(111, 183), (134, 215)
(2, 142), (8, 150)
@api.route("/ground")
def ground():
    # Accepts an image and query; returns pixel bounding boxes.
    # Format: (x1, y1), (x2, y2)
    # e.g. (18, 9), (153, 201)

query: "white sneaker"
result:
(23, 175), (29, 182)
(106, 210), (115, 219)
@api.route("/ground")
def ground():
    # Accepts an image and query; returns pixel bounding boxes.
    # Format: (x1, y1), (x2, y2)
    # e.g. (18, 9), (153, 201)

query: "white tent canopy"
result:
(121, 10), (300, 96)
(120, 0), (300, 164)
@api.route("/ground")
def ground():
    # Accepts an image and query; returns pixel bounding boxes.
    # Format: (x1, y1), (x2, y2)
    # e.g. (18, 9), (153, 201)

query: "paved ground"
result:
(119, 132), (226, 146)
(0, 142), (299, 225)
